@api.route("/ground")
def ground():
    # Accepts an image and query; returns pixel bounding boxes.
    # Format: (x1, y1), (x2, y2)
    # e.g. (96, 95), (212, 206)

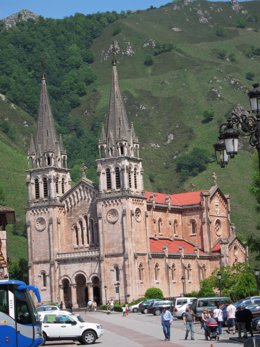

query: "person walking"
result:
(235, 306), (247, 338)
(183, 306), (195, 340)
(243, 306), (253, 338)
(213, 303), (223, 335)
(201, 309), (210, 339)
(161, 307), (173, 341)
(125, 304), (129, 316)
(226, 302), (236, 334)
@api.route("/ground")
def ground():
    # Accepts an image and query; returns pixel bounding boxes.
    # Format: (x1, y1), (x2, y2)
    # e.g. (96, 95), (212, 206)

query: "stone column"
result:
(71, 283), (77, 308)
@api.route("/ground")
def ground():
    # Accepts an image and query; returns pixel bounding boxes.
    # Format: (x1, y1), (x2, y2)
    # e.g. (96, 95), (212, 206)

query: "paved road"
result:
(44, 310), (257, 346)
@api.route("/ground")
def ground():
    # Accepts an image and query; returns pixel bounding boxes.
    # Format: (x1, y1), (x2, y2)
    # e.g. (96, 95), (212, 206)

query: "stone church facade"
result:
(26, 58), (247, 307)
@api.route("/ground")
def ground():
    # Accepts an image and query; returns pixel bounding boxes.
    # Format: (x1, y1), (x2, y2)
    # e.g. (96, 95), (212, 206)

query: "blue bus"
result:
(0, 279), (43, 347)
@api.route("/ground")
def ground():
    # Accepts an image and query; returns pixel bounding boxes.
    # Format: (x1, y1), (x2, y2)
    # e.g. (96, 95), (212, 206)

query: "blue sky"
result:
(0, 0), (251, 20)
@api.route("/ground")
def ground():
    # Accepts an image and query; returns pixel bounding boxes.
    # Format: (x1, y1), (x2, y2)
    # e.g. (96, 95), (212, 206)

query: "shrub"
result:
(246, 72), (255, 81)
(145, 287), (163, 299)
(144, 55), (154, 66)
(201, 110), (214, 124)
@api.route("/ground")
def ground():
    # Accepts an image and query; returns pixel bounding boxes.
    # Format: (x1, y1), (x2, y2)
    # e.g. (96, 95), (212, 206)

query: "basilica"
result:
(26, 57), (247, 307)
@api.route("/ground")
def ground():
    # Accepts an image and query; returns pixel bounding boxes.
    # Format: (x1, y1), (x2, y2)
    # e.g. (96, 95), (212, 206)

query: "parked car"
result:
(234, 297), (260, 308)
(191, 296), (231, 320)
(139, 299), (162, 314)
(36, 304), (60, 312)
(147, 300), (174, 316)
(175, 301), (196, 319)
(252, 316), (260, 331)
(129, 301), (143, 313)
(39, 310), (104, 345)
(173, 297), (196, 312)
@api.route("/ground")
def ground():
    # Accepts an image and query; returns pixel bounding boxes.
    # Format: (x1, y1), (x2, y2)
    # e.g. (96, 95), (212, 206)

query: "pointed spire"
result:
(35, 75), (58, 154)
(106, 45), (130, 142)
(59, 134), (66, 155)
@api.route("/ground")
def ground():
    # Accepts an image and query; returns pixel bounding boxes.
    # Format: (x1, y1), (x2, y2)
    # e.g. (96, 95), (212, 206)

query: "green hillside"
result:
(0, 0), (259, 262)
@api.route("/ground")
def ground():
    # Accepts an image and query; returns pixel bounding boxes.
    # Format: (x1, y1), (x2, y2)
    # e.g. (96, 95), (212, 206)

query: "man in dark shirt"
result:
(183, 306), (195, 340)
(242, 306), (253, 338)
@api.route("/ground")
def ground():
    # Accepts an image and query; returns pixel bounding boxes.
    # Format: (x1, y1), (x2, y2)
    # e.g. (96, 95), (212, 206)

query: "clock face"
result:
(106, 209), (119, 224)
(35, 217), (46, 231)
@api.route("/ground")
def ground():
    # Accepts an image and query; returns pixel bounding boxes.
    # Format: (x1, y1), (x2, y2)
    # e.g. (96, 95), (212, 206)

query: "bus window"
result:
(0, 289), (8, 314)
(15, 289), (33, 325)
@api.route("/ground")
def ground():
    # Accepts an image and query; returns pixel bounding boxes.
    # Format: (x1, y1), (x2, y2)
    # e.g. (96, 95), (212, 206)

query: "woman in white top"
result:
(213, 303), (223, 335)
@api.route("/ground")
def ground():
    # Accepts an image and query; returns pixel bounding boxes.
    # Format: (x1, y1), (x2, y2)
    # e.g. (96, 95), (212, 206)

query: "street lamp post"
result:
(214, 83), (260, 172)
(104, 285), (107, 305)
(181, 276), (185, 297)
(216, 271), (222, 297)
(254, 266), (260, 295)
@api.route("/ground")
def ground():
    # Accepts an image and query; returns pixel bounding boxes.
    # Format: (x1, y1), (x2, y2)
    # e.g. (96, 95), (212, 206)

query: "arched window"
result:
(120, 144), (124, 155)
(35, 178), (40, 199)
(173, 220), (178, 236)
(115, 266), (120, 282)
(42, 271), (47, 287)
(155, 263), (160, 281)
(74, 225), (79, 246)
(84, 216), (89, 245)
(128, 170), (132, 189)
(43, 177), (48, 198)
(138, 263), (144, 281)
(215, 219), (221, 236)
(79, 220), (84, 245)
(56, 177), (59, 194)
(191, 220), (197, 235)
(158, 218), (162, 234)
(134, 168), (137, 189)
(106, 168), (111, 190)
(90, 219), (95, 245)
(186, 264), (191, 281)
(61, 178), (65, 194)
(47, 156), (51, 166)
(115, 167), (121, 189)
(170, 264), (176, 281)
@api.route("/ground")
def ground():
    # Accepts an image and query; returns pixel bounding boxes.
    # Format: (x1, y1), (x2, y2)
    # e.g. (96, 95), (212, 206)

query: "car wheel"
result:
(154, 309), (161, 316)
(133, 308), (138, 313)
(40, 332), (47, 346)
(81, 330), (96, 345)
(144, 308), (148, 314)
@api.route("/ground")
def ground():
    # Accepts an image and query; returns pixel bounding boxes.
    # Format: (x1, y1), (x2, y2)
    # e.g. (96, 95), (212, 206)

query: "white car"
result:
(36, 304), (60, 312)
(39, 310), (104, 345)
(129, 302), (143, 313)
(174, 298), (196, 319)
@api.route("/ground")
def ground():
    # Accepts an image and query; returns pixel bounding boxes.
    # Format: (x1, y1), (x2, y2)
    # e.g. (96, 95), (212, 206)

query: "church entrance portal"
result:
(75, 274), (86, 307)
(62, 278), (72, 309)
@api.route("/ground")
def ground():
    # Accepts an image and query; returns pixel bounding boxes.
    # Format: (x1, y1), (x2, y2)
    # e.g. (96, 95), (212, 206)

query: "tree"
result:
(145, 287), (163, 299)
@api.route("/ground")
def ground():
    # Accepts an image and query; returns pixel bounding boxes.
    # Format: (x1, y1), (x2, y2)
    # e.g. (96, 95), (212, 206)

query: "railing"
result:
(56, 249), (99, 260)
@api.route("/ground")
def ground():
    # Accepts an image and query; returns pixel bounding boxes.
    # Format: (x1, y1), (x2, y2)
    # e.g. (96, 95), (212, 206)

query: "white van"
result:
(173, 296), (197, 312)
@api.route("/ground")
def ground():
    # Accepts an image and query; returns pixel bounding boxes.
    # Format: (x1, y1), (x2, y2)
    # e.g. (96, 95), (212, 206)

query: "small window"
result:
(191, 220), (197, 234)
(134, 168), (137, 189)
(128, 171), (132, 189)
(115, 167), (121, 189)
(61, 178), (65, 194)
(35, 178), (40, 199)
(56, 177), (59, 194)
(43, 177), (48, 198)
(106, 168), (112, 190)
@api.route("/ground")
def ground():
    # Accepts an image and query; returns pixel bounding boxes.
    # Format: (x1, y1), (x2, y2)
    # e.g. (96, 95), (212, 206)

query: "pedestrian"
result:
(213, 303), (223, 335)
(93, 301), (97, 311)
(59, 301), (63, 310)
(183, 305), (195, 340)
(87, 299), (93, 311)
(125, 304), (129, 316)
(110, 299), (114, 312)
(235, 306), (247, 338)
(67, 301), (73, 313)
(243, 306), (253, 338)
(226, 302), (236, 334)
(161, 307), (173, 341)
(122, 305), (126, 317)
(201, 309), (210, 339)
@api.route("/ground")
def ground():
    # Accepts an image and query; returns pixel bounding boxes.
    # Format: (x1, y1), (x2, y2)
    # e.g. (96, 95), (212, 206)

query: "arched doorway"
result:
(92, 276), (101, 305)
(62, 278), (71, 309)
(75, 274), (86, 307)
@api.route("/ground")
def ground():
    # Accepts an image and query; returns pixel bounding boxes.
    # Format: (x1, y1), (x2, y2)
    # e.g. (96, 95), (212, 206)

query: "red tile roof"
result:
(150, 238), (205, 255)
(145, 190), (206, 206)
(212, 242), (221, 253)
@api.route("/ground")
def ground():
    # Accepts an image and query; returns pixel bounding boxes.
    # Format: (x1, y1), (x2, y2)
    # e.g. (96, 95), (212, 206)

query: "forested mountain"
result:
(0, 0), (259, 264)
